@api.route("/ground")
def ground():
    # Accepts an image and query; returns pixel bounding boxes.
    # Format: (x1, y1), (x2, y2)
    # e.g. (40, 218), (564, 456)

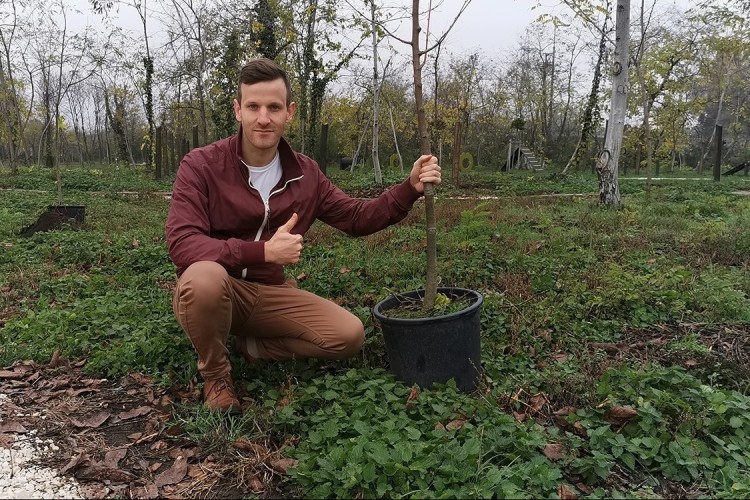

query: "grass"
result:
(2, 163), (750, 497)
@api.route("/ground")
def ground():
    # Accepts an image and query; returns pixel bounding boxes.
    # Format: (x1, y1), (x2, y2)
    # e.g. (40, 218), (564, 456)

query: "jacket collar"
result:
(232, 127), (304, 181)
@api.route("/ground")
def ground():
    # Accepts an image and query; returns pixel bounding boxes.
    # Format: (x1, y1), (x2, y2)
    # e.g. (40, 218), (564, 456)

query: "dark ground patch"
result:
(18, 205), (86, 237)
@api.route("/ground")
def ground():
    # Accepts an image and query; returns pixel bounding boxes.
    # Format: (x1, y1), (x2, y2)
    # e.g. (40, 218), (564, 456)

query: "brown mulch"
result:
(0, 356), (294, 499)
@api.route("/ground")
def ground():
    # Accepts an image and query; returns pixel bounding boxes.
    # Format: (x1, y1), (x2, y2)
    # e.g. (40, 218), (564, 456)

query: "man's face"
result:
(233, 79), (296, 160)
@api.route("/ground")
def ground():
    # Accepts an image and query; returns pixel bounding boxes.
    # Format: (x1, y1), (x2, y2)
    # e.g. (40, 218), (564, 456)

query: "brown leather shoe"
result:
(203, 376), (241, 413)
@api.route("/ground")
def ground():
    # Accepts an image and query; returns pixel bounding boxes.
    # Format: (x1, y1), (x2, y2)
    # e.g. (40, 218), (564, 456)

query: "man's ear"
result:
(286, 101), (297, 123)
(233, 99), (241, 122)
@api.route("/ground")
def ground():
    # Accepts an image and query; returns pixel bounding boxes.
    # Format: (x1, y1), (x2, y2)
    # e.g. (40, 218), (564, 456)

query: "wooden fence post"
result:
(155, 125), (163, 180)
(318, 123), (329, 175)
(714, 124), (722, 182)
(168, 131), (176, 174)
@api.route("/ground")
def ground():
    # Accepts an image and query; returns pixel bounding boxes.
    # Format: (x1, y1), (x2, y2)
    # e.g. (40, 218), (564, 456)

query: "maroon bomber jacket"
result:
(165, 130), (422, 285)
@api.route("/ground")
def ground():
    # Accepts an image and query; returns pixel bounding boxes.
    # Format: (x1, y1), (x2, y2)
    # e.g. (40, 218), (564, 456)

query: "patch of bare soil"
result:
(0, 356), (294, 499)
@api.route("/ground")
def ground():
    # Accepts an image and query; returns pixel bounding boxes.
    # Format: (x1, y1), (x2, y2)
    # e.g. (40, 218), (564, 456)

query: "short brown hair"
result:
(237, 58), (293, 105)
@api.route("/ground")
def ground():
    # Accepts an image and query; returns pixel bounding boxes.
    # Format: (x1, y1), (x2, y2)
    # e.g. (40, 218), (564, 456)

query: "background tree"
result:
(596, 0), (629, 207)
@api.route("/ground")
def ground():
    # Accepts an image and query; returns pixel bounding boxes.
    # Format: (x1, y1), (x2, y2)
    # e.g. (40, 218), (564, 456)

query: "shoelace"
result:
(207, 378), (236, 399)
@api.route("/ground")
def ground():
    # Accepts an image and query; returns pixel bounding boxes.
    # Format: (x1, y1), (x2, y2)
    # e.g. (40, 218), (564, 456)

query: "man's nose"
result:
(257, 108), (271, 125)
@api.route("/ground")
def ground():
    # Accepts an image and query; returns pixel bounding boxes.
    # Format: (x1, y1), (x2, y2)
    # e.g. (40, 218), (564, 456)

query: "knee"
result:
(175, 261), (231, 308)
(336, 314), (365, 358)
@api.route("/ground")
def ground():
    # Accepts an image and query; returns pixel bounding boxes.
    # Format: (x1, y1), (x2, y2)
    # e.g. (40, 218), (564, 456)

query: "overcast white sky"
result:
(64, 0), (694, 70)
(66, 0), (547, 56)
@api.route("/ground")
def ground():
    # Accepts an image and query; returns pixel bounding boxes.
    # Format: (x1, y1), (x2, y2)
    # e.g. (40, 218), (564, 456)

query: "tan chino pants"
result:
(172, 261), (365, 380)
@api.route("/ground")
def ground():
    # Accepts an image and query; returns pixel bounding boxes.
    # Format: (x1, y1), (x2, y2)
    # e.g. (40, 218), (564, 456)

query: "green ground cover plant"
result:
(1, 165), (750, 497)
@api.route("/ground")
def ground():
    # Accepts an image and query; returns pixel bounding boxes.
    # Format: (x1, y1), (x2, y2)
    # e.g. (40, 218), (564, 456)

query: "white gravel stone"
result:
(0, 394), (84, 499)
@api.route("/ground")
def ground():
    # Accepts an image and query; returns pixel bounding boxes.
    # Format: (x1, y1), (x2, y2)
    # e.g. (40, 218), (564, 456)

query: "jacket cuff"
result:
(392, 178), (423, 207)
(239, 240), (266, 265)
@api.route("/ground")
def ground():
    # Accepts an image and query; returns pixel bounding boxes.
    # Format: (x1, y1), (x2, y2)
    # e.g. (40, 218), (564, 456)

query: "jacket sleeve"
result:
(315, 167), (422, 236)
(165, 158), (264, 273)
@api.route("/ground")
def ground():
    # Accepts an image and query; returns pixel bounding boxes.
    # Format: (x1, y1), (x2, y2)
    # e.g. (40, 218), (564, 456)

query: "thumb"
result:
(277, 213), (298, 233)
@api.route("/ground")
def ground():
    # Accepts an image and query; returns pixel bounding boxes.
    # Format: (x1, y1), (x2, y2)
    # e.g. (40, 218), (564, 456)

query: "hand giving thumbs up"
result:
(264, 213), (303, 264)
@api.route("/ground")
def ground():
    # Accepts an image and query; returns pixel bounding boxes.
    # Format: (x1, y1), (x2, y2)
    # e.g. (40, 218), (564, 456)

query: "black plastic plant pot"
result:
(49, 204), (86, 223)
(372, 287), (483, 393)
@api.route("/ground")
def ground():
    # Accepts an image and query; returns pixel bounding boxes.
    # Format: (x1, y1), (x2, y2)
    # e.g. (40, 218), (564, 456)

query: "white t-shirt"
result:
(242, 152), (282, 202)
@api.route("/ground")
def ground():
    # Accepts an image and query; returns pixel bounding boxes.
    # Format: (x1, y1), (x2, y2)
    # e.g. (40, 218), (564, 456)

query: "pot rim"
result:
(372, 287), (483, 326)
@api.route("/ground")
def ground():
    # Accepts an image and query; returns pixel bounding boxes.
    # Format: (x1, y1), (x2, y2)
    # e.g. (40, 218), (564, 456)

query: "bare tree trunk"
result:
(451, 118), (463, 186)
(698, 87), (726, 174)
(351, 111), (371, 171)
(562, 9), (608, 174)
(411, 0), (437, 310)
(370, 0), (382, 184)
(387, 100), (403, 172)
(596, 0), (628, 208)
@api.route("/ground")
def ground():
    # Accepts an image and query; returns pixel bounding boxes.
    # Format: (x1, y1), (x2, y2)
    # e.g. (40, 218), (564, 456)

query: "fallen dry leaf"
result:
(128, 372), (154, 386)
(270, 458), (299, 474)
(232, 438), (267, 456)
(575, 482), (593, 494)
(434, 422), (446, 431)
(103, 448), (128, 469)
(558, 483), (578, 499)
(553, 406), (578, 416)
(129, 482), (159, 499)
(605, 405), (638, 425)
(65, 388), (97, 397)
(0, 370), (27, 380)
(296, 272), (307, 282)
(248, 475), (265, 493)
(48, 350), (62, 368)
(0, 434), (13, 449)
(70, 411), (111, 428)
(132, 238), (139, 248)
(150, 440), (168, 451)
(0, 421), (27, 433)
(572, 422), (587, 437)
(445, 418), (469, 431)
(76, 465), (135, 483)
(167, 447), (196, 460)
(117, 406), (152, 420)
(154, 456), (188, 487)
(551, 353), (569, 362)
(407, 385), (420, 404)
(542, 443), (567, 462)
(339, 267), (351, 274)
(60, 453), (89, 474)
(513, 411), (527, 423)
(529, 393), (547, 413)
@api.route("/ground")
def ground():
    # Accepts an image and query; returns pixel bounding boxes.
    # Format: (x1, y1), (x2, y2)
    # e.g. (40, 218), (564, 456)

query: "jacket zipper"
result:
(254, 174), (304, 241)
(241, 173), (304, 279)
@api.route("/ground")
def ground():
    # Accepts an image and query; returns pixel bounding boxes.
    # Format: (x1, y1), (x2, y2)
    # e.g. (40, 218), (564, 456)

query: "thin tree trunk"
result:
(371, 0), (382, 184)
(451, 118), (463, 186)
(596, 0), (628, 208)
(387, 100), (404, 172)
(411, 0), (437, 310)
(698, 87), (726, 174)
(562, 10), (608, 174)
